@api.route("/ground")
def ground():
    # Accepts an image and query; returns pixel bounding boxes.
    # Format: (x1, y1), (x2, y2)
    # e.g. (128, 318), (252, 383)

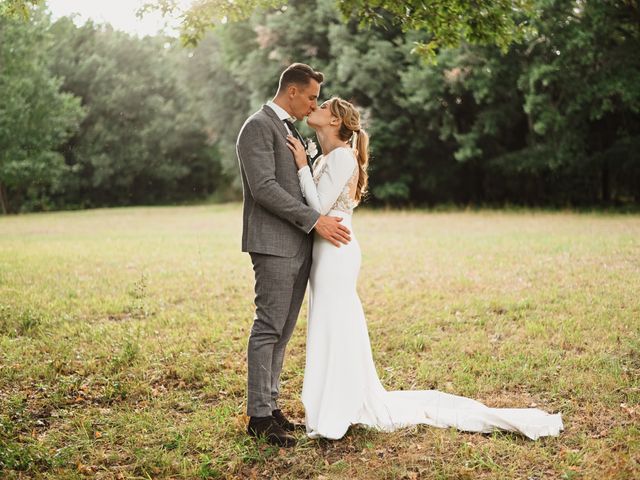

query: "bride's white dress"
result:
(296, 147), (563, 441)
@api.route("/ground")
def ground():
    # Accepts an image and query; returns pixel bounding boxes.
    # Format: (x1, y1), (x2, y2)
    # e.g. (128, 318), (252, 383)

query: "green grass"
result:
(1, 204), (638, 479)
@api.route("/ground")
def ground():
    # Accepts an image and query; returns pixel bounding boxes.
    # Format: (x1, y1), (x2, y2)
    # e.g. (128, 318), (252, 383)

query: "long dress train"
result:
(297, 147), (563, 441)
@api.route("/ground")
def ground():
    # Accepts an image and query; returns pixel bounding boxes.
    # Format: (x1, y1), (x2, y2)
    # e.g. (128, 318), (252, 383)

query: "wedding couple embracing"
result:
(235, 63), (563, 447)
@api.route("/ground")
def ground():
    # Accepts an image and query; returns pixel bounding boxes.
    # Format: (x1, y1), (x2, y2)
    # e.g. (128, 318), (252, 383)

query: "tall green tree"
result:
(429, 0), (640, 205)
(177, 27), (255, 189)
(515, 0), (640, 204)
(48, 18), (223, 208)
(0, 11), (83, 213)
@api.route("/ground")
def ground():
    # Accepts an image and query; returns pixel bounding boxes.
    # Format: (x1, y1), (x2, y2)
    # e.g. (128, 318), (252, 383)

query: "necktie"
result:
(283, 119), (315, 173)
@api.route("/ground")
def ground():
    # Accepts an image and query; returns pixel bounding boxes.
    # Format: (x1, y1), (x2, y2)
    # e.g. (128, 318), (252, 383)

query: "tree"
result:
(0, 11), (83, 213)
(338, 0), (535, 61)
(141, 0), (536, 61)
(0, 0), (42, 20)
(48, 18), (223, 208)
(515, 0), (640, 204)
(3, 0), (638, 210)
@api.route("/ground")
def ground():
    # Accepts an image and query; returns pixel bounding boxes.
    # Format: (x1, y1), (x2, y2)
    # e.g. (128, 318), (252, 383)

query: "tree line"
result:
(1, 0), (638, 213)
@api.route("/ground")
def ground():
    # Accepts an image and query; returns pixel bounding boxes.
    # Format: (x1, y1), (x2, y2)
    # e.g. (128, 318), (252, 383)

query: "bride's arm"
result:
(297, 149), (356, 215)
(297, 163), (322, 212)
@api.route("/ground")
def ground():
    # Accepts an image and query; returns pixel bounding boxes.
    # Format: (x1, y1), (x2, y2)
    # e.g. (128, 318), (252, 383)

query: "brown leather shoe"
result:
(247, 415), (296, 447)
(272, 409), (305, 432)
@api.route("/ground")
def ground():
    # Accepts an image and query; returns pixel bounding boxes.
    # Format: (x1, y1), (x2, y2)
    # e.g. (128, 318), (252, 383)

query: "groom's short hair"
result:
(278, 63), (324, 92)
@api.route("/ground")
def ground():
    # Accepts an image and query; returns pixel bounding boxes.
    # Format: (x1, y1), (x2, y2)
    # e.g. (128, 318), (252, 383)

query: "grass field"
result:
(0, 204), (638, 479)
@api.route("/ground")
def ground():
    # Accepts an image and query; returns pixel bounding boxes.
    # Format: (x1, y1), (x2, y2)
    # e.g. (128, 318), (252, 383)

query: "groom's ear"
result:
(287, 84), (298, 98)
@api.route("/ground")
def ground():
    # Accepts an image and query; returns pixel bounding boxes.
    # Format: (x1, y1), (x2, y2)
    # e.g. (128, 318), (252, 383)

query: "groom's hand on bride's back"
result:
(314, 216), (351, 247)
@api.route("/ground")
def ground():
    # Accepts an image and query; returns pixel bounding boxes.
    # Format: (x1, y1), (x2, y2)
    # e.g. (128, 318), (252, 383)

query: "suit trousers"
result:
(247, 236), (312, 417)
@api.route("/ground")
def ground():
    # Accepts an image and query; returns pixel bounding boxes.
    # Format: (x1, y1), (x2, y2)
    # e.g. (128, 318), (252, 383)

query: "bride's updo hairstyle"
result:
(328, 97), (369, 203)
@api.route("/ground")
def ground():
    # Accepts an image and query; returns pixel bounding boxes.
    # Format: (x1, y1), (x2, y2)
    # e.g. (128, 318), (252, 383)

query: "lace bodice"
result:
(298, 147), (359, 215)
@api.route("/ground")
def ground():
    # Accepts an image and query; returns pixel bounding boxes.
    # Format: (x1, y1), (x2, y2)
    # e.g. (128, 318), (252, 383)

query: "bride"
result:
(286, 97), (563, 441)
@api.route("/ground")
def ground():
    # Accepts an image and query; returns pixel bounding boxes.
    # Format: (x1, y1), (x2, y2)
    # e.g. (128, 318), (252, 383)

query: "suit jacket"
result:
(236, 105), (320, 257)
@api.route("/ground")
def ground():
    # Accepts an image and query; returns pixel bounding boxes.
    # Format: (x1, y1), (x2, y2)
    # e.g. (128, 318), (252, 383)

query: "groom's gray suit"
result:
(236, 104), (320, 417)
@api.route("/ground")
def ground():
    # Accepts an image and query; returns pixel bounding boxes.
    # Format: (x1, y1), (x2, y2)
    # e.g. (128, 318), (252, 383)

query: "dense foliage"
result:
(0, 0), (638, 212)
(142, 0), (535, 61)
(47, 18), (221, 209)
(0, 11), (83, 213)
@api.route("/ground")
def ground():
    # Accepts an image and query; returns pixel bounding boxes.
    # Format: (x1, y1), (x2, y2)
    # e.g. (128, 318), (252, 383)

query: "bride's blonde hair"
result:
(328, 97), (369, 203)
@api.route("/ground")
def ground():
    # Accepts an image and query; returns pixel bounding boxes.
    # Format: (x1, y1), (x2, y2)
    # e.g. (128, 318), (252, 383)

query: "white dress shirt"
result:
(266, 100), (294, 135)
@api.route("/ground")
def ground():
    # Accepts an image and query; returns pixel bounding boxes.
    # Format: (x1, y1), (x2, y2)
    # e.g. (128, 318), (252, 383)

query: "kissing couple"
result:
(236, 63), (563, 447)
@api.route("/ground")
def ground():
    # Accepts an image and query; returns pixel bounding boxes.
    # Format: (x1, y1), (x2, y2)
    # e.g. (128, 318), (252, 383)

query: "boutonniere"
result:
(305, 138), (318, 158)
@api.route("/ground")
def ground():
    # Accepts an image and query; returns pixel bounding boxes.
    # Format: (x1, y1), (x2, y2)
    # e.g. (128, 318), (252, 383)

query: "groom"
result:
(236, 63), (351, 447)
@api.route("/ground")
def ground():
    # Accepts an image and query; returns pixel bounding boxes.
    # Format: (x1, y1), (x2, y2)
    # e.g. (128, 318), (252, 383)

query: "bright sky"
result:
(46, 0), (190, 37)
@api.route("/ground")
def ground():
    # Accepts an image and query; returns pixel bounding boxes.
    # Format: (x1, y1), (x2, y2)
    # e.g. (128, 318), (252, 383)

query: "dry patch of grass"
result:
(1, 205), (639, 479)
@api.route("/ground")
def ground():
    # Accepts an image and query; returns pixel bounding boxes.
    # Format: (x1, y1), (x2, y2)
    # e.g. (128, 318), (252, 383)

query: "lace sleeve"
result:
(298, 166), (321, 212)
(297, 148), (357, 215)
